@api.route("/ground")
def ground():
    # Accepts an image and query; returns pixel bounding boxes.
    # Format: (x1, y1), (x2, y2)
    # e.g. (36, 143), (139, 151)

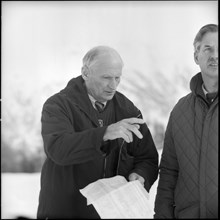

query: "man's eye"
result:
(204, 47), (211, 52)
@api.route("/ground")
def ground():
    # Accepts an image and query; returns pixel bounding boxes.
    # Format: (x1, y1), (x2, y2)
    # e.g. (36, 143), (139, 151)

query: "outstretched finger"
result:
(123, 118), (145, 125)
(121, 131), (132, 143)
(126, 124), (143, 139)
(133, 124), (140, 129)
(125, 130), (133, 142)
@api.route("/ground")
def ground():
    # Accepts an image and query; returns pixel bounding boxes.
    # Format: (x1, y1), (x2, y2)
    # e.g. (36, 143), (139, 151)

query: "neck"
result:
(202, 74), (218, 93)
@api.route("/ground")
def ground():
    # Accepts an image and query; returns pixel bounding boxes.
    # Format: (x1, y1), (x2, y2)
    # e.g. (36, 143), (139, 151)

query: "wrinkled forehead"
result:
(202, 32), (218, 43)
(196, 32), (218, 49)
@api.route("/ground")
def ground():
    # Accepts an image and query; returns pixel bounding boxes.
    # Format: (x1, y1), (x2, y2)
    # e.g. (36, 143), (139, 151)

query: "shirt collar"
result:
(202, 83), (209, 96)
(88, 93), (107, 109)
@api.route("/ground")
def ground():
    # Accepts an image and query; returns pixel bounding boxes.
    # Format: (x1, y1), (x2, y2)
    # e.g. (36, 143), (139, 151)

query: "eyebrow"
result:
(202, 45), (212, 49)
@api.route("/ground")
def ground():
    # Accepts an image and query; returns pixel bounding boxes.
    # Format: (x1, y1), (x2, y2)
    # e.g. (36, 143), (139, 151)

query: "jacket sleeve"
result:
(41, 97), (107, 166)
(154, 113), (179, 218)
(129, 113), (159, 192)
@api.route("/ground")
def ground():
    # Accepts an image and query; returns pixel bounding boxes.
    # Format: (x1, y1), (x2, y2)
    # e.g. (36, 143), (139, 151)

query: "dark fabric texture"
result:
(37, 75), (159, 219)
(154, 72), (218, 219)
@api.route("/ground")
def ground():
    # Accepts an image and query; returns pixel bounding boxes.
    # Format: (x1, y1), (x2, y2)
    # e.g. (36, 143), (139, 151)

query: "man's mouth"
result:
(106, 91), (115, 95)
(209, 63), (218, 67)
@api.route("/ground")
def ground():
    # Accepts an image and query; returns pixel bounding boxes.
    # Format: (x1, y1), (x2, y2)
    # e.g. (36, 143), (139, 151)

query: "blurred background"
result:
(1, 1), (218, 219)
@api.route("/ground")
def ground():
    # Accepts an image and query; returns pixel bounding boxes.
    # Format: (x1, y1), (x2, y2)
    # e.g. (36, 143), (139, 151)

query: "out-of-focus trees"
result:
(119, 67), (191, 149)
(1, 91), (45, 172)
(2, 68), (191, 172)
(1, 80), (59, 173)
(1, 142), (46, 172)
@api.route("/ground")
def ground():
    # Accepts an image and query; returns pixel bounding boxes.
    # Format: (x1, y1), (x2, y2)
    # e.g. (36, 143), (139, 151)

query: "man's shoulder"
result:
(43, 92), (65, 108)
(115, 91), (135, 106)
(171, 92), (194, 114)
(114, 91), (140, 115)
(115, 90), (127, 99)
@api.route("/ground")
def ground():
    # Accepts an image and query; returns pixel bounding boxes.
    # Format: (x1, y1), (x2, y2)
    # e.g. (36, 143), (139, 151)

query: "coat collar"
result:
(190, 72), (218, 105)
(60, 76), (99, 126)
(190, 72), (206, 100)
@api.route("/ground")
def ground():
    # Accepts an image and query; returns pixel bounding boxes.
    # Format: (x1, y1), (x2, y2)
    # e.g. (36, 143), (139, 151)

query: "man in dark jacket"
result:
(154, 24), (218, 219)
(37, 45), (159, 219)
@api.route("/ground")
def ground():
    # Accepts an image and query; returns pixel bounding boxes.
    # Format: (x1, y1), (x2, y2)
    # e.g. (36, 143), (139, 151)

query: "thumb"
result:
(128, 173), (138, 181)
(128, 173), (145, 187)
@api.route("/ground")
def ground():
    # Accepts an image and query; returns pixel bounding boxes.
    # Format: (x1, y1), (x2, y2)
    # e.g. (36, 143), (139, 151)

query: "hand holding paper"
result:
(79, 175), (154, 219)
(128, 172), (145, 187)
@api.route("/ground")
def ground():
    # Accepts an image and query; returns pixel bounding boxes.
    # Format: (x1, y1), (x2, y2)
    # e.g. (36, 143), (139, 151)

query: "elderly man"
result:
(37, 45), (158, 218)
(154, 24), (218, 218)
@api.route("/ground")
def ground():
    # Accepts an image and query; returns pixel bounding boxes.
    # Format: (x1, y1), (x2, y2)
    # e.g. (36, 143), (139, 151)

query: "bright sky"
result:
(2, 1), (218, 90)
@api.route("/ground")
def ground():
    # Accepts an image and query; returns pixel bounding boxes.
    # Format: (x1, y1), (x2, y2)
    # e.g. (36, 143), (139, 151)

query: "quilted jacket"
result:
(37, 75), (159, 219)
(154, 72), (218, 219)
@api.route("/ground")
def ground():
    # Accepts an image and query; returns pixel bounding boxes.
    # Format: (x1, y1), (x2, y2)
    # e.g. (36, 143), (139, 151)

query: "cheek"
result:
(95, 80), (107, 92)
(198, 54), (208, 64)
(97, 79), (108, 87)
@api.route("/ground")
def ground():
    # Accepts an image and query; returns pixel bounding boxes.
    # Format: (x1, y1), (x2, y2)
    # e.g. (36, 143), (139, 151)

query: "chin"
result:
(206, 71), (218, 79)
(105, 95), (114, 101)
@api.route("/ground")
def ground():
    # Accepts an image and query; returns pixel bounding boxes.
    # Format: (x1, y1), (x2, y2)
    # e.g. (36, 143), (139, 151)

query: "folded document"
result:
(79, 175), (154, 218)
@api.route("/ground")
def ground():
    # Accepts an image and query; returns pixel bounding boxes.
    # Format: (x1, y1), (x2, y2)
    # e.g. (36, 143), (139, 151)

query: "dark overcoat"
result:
(37, 76), (159, 219)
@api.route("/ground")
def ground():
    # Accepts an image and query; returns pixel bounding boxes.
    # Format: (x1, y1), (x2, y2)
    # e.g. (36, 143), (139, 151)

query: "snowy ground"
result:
(2, 151), (161, 219)
(1, 172), (41, 219)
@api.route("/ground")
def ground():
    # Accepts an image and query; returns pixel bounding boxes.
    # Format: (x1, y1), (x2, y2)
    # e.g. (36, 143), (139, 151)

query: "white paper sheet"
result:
(79, 175), (154, 219)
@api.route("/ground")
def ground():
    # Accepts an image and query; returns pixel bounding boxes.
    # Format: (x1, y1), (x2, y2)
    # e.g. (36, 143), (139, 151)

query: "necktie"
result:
(206, 92), (217, 104)
(95, 101), (105, 113)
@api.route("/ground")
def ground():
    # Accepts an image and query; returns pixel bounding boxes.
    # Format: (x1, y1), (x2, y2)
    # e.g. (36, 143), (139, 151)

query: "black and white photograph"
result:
(2, 1), (218, 219)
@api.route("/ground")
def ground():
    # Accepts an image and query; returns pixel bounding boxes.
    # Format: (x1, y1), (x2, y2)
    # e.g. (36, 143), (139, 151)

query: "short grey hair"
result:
(82, 45), (124, 68)
(193, 24), (218, 52)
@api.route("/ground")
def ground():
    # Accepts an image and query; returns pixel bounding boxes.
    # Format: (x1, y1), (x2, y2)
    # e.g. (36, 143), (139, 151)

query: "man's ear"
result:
(194, 51), (199, 65)
(81, 66), (89, 80)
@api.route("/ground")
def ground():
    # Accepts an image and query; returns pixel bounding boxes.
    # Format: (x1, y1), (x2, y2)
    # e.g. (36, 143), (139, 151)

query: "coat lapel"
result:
(60, 76), (99, 127)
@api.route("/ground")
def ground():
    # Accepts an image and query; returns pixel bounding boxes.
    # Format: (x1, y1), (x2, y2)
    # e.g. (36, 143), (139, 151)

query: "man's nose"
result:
(211, 47), (218, 59)
(109, 79), (117, 89)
